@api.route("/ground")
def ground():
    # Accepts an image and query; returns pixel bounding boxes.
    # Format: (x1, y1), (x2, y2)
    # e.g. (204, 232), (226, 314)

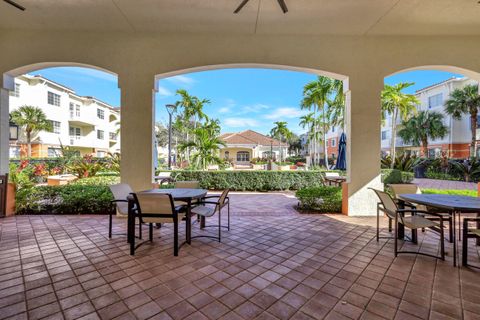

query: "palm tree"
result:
(327, 79), (345, 128)
(397, 111), (449, 157)
(10, 105), (53, 157)
(444, 84), (480, 157)
(299, 113), (315, 160)
(301, 76), (342, 167)
(270, 121), (291, 163)
(381, 82), (419, 167)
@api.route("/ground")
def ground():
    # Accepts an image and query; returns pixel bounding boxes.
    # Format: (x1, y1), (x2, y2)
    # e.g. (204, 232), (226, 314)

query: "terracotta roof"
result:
(220, 130), (288, 146)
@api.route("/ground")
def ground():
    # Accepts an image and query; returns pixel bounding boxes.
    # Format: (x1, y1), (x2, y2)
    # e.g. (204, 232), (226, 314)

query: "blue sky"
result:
(30, 67), (460, 135)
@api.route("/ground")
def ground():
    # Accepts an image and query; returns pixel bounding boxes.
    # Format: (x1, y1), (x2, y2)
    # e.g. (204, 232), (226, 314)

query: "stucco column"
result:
(344, 74), (383, 215)
(119, 74), (155, 191)
(0, 74), (14, 175)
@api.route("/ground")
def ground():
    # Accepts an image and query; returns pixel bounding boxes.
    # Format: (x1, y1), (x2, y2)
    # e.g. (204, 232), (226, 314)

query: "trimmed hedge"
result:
(16, 185), (113, 215)
(296, 186), (342, 213)
(72, 176), (120, 186)
(421, 188), (476, 197)
(171, 170), (325, 191)
(381, 169), (414, 184)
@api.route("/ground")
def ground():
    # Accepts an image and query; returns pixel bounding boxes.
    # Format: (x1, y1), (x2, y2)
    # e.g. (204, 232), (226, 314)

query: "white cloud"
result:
(219, 107), (231, 113)
(237, 103), (270, 115)
(64, 67), (117, 82)
(166, 75), (195, 86)
(224, 117), (260, 127)
(264, 107), (305, 120)
(157, 86), (173, 97)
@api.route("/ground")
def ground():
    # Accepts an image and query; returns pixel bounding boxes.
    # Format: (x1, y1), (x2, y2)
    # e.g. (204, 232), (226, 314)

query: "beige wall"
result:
(220, 148), (252, 162)
(1, 31), (480, 214)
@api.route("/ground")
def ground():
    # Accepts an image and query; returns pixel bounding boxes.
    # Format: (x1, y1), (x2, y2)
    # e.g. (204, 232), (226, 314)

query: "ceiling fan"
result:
(234, 0), (288, 14)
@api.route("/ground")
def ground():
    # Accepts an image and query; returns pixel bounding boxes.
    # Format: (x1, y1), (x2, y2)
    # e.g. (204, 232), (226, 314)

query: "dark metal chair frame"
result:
(371, 188), (445, 260)
(129, 193), (185, 256)
(191, 191), (230, 243)
(109, 199), (143, 239)
(462, 217), (480, 268)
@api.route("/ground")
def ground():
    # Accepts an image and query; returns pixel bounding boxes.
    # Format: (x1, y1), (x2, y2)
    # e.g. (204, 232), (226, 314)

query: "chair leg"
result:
(376, 206), (379, 242)
(388, 217), (392, 233)
(227, 201), (230, 231)
(462, 219), (468, 266)
(109, 212), (113, 239)
(149, 223), (153, 242)
(449, 217), (453, 243)
(439, 219), (445, 260)
(394, 216), (398, 257)
(173, 220), (179, 256)
(139, 221), (142, 240)
(218, 208), (222, 242)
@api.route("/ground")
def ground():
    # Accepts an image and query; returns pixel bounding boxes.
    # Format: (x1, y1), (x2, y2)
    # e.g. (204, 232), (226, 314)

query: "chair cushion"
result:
(191, 206), (216, 217)
(402, 215), (438, 229)
(142, 212), (186, 224)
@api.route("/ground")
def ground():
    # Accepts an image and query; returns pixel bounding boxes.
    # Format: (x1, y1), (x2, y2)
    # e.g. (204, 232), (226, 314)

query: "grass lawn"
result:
(421, 188), (477, 197)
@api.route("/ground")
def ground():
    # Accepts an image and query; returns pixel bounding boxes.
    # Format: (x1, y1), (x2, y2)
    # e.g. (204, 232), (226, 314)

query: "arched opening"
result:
(381, 65), (480, 185)
(1, 63), (120, 187)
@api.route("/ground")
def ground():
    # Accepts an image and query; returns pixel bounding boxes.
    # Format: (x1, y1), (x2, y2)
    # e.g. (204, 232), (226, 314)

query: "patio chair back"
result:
(389, 184), (427, 211)
(109, 183), (133, 215)
(371, 189), (401, 223)
(175, 181), (200, 189)
(218, 189), (230, 207)
(133, 193), (176, 224)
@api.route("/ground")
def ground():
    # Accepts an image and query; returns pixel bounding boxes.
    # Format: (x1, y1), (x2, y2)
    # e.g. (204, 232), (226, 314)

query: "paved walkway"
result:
(222, 192), (299, 216)
(413, 178), (477, 191)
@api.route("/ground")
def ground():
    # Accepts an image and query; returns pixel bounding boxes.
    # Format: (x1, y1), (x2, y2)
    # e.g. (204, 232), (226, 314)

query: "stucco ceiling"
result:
(0, 0), (479, 35)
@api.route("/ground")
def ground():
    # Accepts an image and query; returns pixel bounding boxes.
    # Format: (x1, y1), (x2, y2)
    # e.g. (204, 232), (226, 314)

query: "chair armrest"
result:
(111, 199), (128, 204)
(463, 217), (480, 222)
(194, 201), (219, 206)
(203, 195), (221, 199)
(397, 209), (431, 215)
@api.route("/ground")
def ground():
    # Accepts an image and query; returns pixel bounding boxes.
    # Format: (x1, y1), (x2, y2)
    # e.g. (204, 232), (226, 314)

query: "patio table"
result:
(127, 188), (208, 254)
(325, 176), (346, 187)
(397, 193), (480, 266)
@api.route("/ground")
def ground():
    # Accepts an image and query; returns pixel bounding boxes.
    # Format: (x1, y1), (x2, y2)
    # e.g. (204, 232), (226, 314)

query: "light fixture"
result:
(9, 119), (19, 141)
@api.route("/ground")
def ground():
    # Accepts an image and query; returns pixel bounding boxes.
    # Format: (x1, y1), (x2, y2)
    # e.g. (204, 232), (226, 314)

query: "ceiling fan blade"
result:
(277, 0), (288, 13)
(234, 0), (250, 13)
(3, 0), (25, 11)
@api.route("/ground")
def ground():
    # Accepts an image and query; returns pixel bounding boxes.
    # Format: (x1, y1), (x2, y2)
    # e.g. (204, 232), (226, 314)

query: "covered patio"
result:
(1, 208), (479, 320)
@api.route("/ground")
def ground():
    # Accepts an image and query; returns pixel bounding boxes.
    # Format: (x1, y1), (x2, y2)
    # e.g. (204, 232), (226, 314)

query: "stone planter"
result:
(252, 164), (266, 170)
(278, 165), (291, 171)
(6, 183), (16, 216)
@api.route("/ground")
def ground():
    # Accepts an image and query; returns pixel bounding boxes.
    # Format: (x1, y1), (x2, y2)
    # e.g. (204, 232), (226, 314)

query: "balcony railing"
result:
(109, 133), (118, 141)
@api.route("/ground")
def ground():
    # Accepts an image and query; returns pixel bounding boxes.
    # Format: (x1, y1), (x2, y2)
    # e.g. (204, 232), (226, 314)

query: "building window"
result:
(331, 139), (336, 147)
(48, 147), (62, 157)
(381, 130), (387, 140)
(97, 130), (104, 140)
(428, 93), (443, 109)
(97, 108), (105, 119)
(96, 151), (106, 158)
(109, 132), (118, 141)
(331, 126), (335, 133)
(69, 126), (81, 137)
(10, 83), (20, 98)
(70, 103), (81, 117)
(236, 151), (250, 162)
(50, 121), (61, 134)
(48, 91), (61, 106)
(224, 151), (230, 159)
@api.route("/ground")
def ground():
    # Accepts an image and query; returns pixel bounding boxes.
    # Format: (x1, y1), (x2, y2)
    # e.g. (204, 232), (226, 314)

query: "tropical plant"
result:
(449, 158), (480, 182)
(270, 121), (292, 163)
(444, 84), (480, 157)
(380, 152), (422, 172)
(106, 152), (121, 173)
(381, 83), (419, 167)
(397, 111), (449, 157)
(67, 154), (102, 178)
(10, 105), (53, 157)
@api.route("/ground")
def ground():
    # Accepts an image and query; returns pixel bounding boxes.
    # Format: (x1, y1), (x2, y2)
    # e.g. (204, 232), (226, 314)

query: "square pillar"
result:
(344, 75), (384, 215)
(0, 86), (12, 175)
(119, 75), (155, 191)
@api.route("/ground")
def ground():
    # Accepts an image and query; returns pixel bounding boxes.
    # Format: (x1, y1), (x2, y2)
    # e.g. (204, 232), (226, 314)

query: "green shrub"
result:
(424, 169), (461, 181)
(381, 169), (414, 184)
(72, 176), (120, 186)
(296, 186), (342, 213)
(170, 170), (324, 191)
(421, 188), (476, 197)
(16, 184), (114, 215)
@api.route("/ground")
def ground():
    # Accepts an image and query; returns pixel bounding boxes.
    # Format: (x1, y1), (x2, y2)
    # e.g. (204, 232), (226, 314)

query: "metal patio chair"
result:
(130, 192), (186, 256)
(191, 189), (230, 242)
(389, 184), (453, 242)
(462, 217), (480, 268)
(109, 183), (142, 239)
(371, 188), (445, 260)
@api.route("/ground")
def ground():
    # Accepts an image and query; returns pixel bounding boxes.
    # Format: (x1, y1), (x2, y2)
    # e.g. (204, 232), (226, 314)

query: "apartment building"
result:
(381, 77), (478, 158)
(9, 74), (120, 158)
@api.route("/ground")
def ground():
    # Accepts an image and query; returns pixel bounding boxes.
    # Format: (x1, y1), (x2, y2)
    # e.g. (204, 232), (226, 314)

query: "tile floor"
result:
(0, 193), (479, 320)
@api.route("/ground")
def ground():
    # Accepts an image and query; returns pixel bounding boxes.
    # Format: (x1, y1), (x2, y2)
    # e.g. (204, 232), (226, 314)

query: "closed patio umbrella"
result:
(153, 135), (159, 170)
(335, 132), (346, 171)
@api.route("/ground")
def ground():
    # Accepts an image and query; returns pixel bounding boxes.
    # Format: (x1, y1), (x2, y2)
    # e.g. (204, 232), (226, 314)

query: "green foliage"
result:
(15, 185), (113, 215)
(296, 186), (342, 212)
(448, 158), (480, 182)
(380, 153), (422, 172)
(71, 176), (120, 186)
(106, 152), (121, 173)
(67, 154), (102, 178)
(421, 188), (476, 197)
(381, 169), (414, 184)
(8, 162), (34, 190)
(286, 156), (306, 164)
(424, 168), (460, 181)
(171, 170), (325, 191)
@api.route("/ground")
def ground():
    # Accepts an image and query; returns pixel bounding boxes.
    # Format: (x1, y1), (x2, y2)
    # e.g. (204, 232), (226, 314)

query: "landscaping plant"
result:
(296, 186), (342, 213)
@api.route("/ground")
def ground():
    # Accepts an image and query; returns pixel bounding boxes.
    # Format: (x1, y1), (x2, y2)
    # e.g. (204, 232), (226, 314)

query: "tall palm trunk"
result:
(26, 130), (32, 158)
(313, 108), (317, 165)
(390, 108), (398, 168)
(323, 103), (328, 168)
(422, 138), (428, 158)
(470, 111), (477, 157)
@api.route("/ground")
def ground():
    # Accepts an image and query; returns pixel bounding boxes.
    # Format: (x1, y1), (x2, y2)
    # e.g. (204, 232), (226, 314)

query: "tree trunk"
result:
(422, 138), (428, 158)
(27, 130), (32, 158)
(390, 108), (398, 168)
(323, 104), (329, 169)
(470, 112), (477, 158)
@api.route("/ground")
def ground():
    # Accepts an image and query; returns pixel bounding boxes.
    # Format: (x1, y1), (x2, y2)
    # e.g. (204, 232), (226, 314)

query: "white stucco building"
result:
(9, 75), (120, 158)
(381, 77), (479, 158)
